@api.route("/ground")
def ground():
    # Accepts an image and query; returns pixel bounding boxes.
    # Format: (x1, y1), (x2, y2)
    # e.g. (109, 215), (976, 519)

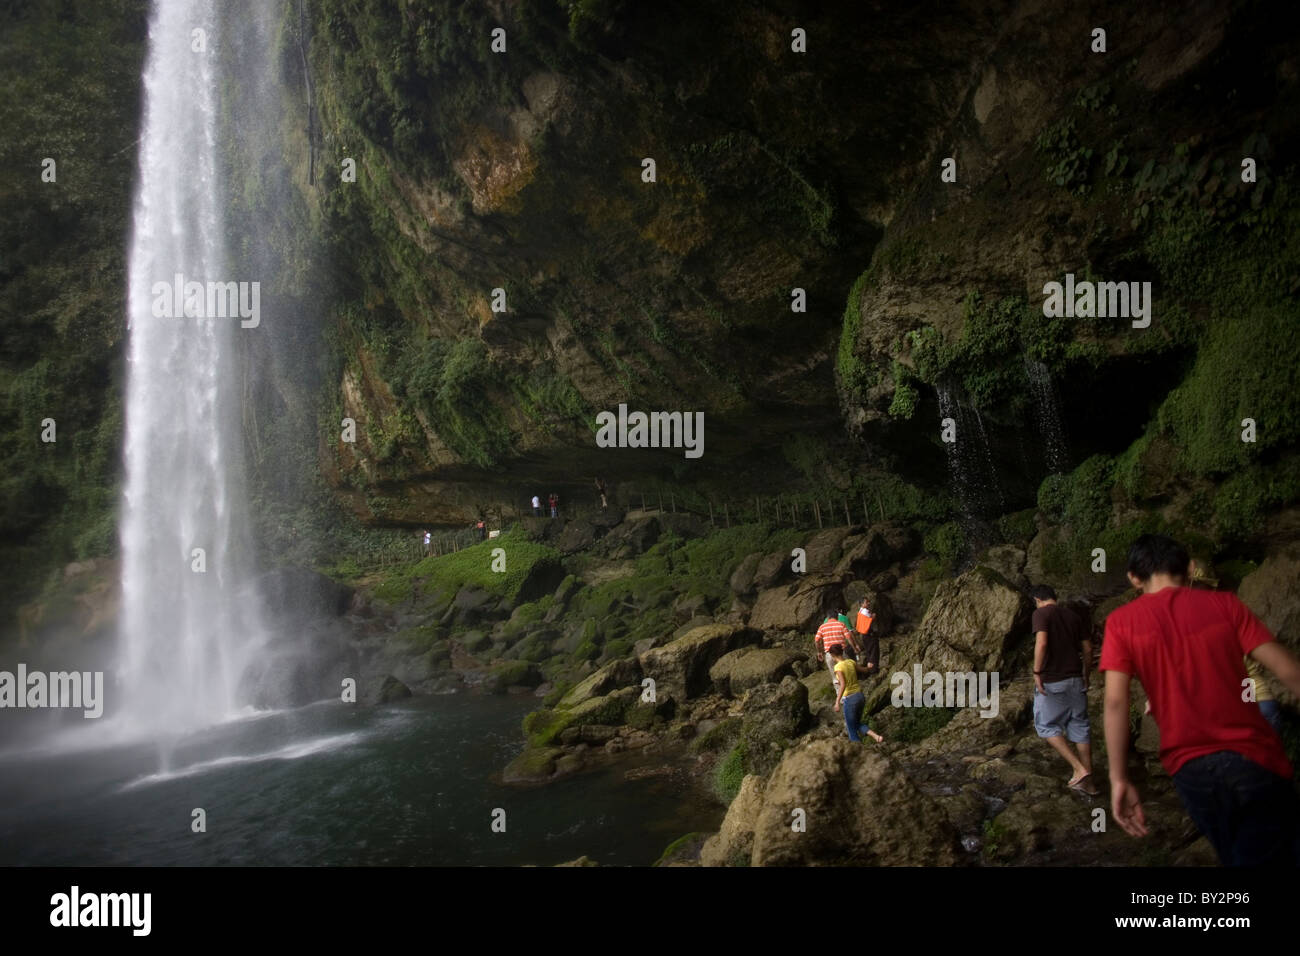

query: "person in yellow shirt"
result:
(830, 644), (883, 744)
(1246, 654), (1282, 734)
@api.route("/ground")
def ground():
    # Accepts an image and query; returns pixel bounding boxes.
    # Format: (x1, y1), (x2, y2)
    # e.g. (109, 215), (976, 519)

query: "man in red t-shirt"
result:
(1100, 534), (1300, 865)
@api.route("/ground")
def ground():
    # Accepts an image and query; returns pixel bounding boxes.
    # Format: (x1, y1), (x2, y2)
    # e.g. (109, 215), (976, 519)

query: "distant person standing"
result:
(595, 477), (608, 511)
(531, 494), (542, 517)
(422, 530), (431, 556)
(1101, 534), (1300, 866)
(548, 493), (559, 519)
(830, 643), (883, 744)
(476, 520), (487, 541)
(1029, 585), (1098, 794)
(855, 599), (879, 676)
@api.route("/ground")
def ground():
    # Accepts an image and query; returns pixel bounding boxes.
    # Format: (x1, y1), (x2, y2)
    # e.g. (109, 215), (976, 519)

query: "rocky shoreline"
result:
(323, 509), (1300, 866)
(17, 508), (1297, 866)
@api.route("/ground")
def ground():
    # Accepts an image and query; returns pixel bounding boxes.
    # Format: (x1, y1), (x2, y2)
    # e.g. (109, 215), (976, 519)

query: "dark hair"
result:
(828, 643), (844, 657)
(1126, 534), (1190, 582)
(1029, 585), (1057, 602)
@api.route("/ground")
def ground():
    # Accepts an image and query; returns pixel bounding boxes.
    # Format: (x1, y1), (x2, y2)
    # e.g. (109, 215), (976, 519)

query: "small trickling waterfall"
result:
(117, 0), (269, 738)
(937, 382), (1003, 519)
(1023, 356), (1070, 474)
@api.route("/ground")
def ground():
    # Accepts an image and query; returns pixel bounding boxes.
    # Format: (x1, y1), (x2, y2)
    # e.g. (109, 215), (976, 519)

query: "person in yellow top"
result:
(1188, 558), (1283, 736)
(830, 644), (883, 744)
(1245, 654), (1282, 734)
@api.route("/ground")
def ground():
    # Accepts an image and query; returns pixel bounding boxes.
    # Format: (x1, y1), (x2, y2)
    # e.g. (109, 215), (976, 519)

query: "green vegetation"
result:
(890, 706), (958, 743)
(1036, 455), (1116, 536)
(1124, 138), (1300, 541)
(922, 522), (966, 573)
(996, 508), (1038, 545)
(982, 817), (1008, 857)
(905, 293), (1056, 413)
(369, 529), (561, 606)
(0, 1), (149, 620)
(388, 336), (516, 467)
(688, 716), (741, 754)
(559, 522), (805, 652)
(837, 269), (878, 403)
(654, 831), (706, 867)
(1035, 117), (1094, 195)
(714, 740), (748, 803)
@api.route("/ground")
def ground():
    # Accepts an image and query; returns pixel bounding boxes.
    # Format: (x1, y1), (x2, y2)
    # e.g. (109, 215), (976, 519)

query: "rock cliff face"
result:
(281, 0), (1264, 522)
(281, 0), (1300, 551)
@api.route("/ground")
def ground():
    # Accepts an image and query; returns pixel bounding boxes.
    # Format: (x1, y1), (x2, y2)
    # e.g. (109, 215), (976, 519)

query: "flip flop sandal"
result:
(1068, 775), (1100, 795)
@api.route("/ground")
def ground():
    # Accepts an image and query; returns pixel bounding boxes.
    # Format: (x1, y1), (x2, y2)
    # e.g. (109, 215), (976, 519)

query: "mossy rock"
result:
(459, 630), (491, 653)
(688, 716), (741, 754)
(522, 687), (635, 746)
(654, 832), (709, 867)
(487, 660), (542, 694)
(507, 636), (551, 663)
(523, 708), (569, 747)
(624, 701), (658, 730)
(558, 658), (641, 708)
(395, 624), (443, 650)
(714, 741), (748, 803)
(542, 680), (574, 708)
(564, 687), (636, 726)
(502, 746), (563, 784)
(600, 638), (633, 662)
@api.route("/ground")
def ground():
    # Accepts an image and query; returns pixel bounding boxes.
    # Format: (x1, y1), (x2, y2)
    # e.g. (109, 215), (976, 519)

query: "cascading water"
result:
(117, 0), (268, 739)
(1023, 356), (1070, 474)
(937, 381), (1002, 518)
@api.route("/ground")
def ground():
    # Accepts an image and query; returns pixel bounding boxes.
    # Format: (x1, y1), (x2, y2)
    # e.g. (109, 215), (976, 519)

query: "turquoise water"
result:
(0, 694), (722, 866)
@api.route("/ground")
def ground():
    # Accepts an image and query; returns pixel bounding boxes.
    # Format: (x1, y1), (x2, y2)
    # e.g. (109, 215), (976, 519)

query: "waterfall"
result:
(937, 382), (1002, 518)
(1023, 356), (1070, 474)
(117, 0), (268, 738)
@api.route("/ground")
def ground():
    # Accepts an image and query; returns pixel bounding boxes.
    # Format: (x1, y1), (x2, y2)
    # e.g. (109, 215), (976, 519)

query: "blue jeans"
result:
(1259, 700), (1283, 735)
(843, 692), (869, 742)
(1171, 751), (1300, 866)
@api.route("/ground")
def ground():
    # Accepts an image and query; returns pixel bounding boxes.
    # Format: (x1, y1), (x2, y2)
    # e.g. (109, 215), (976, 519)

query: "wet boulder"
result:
(709, 647), (802, 698)
(700, 739), (963, 866)
(639, 623), (760, 700)
(739, 676), (811, 776)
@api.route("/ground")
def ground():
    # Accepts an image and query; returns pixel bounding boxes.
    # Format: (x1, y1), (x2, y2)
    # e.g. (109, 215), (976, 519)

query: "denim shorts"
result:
(1033, 676), (1090, 743)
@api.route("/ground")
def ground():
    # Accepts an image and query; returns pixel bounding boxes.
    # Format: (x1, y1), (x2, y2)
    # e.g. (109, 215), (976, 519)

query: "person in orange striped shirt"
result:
(815, 600), (860, 685)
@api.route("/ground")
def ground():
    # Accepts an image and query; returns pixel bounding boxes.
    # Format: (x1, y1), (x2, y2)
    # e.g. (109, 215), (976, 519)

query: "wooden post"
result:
(658, 490), (664, 513)
(671, 491), (676, 514)
(775, 498), (781, 523)
(844, 499), (851, 526)
(814, 500), (822, 528)
(862, 494), (869, 525)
